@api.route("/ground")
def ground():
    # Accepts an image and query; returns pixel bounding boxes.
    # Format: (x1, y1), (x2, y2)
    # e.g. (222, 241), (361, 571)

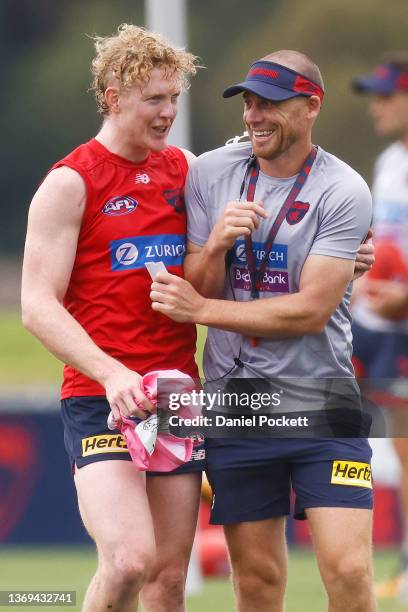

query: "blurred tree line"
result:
(1, 0), (406, 255)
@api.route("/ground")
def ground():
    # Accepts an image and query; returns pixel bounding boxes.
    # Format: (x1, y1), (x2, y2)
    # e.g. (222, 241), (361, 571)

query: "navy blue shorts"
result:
(61, 396), (205, 474)
(206, 437), (373, 524)
(352, 321), (408, 379)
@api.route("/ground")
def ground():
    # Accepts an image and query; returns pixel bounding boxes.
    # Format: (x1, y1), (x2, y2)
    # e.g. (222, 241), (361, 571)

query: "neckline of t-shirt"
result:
(89, 138), (152, 168)
(257, 146), (321, 185)
(258, 169), (297, 185)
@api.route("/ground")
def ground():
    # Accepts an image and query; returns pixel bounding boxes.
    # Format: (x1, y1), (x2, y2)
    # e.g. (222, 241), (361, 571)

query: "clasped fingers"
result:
(214, 200), (268, 248)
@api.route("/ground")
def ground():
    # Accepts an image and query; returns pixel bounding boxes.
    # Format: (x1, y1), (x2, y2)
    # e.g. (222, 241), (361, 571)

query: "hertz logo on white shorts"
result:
(331, 460), (372, 489)
(82, 434), (128, 457)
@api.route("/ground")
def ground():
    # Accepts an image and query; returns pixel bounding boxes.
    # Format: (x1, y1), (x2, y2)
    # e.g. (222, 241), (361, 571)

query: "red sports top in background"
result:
(50, 139), (198, 398)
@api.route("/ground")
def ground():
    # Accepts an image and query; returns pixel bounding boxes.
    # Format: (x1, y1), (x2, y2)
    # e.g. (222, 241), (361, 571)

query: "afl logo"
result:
(103, 196), (138, 216)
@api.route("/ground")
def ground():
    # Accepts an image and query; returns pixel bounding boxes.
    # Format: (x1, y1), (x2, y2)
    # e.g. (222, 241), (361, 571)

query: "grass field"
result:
(0, 310), (208, 386)
(0, 547), (405, 611)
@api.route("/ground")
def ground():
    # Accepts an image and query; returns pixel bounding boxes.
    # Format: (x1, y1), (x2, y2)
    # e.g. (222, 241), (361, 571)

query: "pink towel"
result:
(107, 370), (199, 472)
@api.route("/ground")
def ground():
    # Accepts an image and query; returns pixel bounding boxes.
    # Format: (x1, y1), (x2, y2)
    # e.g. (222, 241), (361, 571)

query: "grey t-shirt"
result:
(186, 142), (372, 384)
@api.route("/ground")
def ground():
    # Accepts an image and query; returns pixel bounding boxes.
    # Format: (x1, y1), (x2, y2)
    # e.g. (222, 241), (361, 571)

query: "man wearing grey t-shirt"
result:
(151, 50), (375, 612)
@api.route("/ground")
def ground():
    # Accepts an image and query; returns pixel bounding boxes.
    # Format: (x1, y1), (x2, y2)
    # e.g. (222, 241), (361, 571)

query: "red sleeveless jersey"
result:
(51, 139), (198, 398)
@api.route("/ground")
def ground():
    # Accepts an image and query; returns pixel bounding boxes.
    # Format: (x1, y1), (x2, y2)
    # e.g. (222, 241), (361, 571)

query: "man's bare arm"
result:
(151, 254), (354, 338)
(185, 208), (372, 299)
(184, 200), (268, 297)
(184, 240), (227, 298)
(21, 167), (154, 419)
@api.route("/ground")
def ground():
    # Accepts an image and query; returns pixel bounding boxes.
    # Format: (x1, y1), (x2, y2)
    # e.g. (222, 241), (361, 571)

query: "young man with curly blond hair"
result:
(22, 24), (202, 611)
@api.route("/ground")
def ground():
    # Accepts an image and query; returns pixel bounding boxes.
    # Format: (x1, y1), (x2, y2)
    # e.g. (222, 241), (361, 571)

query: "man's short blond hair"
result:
(90, 23), (199, 115)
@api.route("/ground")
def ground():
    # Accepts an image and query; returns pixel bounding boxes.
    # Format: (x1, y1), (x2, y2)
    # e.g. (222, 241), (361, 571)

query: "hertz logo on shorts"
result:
(331, 461), (372, 488)
(82, 434), (128, 457)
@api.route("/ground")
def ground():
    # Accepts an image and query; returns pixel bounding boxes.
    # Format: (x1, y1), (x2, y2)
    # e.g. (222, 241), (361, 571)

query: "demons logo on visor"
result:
(286, 201), (310, 225)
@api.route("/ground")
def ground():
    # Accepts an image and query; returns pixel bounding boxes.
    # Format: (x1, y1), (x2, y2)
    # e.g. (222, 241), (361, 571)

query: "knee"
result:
(325, 555), (372, 593)
(234, 559), (285, 598)
(151, 568), (186, 603)
(101, 548), (156, 592)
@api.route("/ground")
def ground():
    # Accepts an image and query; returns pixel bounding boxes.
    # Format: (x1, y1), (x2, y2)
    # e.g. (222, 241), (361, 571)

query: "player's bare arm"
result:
(21, 167), (154, 420)
(184, 200), (268, 297)
(151, 253), (354, 337)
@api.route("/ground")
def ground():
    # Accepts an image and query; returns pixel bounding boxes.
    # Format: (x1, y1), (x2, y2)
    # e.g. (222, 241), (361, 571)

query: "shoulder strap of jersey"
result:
(166, 145), (189, 178)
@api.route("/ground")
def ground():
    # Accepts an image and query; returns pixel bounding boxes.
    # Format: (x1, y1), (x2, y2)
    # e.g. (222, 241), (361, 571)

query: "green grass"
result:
(0, 547), (403, 611)
(0, 311), (62, 386)
(0, 310), (207, 386)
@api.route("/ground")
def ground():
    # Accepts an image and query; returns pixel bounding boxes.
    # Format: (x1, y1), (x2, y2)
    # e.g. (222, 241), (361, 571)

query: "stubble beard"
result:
(252, 128), (298, 162)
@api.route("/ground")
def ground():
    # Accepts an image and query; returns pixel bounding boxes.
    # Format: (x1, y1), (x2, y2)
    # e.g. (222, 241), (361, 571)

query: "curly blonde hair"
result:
(90, 23), (200, 115)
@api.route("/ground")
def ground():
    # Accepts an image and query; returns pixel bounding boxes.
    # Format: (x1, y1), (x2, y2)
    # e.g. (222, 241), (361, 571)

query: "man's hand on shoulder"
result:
(353, 230), (375, 280)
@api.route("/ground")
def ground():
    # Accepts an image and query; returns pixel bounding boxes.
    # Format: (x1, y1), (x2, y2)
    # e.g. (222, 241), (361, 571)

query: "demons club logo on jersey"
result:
(103, 196), (139, 216)
(163, 188), (185, 213)
(286, 201), (310, 225)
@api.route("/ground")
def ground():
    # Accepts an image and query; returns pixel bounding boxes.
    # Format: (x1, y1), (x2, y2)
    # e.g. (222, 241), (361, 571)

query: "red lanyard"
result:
(243, 146), (318, 299)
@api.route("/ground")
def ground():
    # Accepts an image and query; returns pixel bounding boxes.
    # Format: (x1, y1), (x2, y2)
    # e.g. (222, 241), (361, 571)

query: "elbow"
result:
(21, 302), (36, 333)
(302, 312), (329, 335)
(21, 296), (42, 336)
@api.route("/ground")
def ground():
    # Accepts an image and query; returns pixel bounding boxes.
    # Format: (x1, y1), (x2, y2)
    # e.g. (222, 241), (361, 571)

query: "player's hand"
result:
(353, 229), (374, 280)
(365, 279), (408, 320)
(102, 366), (156, 421)
(207, 200), (268, 253)
(150, 271), (206, 323)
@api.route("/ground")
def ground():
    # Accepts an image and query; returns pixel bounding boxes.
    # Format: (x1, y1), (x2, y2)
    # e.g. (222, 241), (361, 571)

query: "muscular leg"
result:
(140, 472), (201, 612)
(391, 437), (408, 559)
(224, 517), (287, 612)
(307, 507), (376, 612)
(75, 460), (156, 612)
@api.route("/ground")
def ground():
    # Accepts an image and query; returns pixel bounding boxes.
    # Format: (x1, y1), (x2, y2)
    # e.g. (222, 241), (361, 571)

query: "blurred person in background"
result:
(151, 50), (376, 612)
(21, 24), (204, 612)
(352, 53), (408, 602)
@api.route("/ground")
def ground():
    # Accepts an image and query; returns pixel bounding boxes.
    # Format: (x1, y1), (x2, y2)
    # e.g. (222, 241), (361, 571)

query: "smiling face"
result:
(112, 66), (182, 155)
(243, 91), (312, 162)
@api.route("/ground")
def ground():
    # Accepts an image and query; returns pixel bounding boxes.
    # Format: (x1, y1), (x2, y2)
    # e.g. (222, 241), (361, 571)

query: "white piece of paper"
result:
(145, 261), (168, 280)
